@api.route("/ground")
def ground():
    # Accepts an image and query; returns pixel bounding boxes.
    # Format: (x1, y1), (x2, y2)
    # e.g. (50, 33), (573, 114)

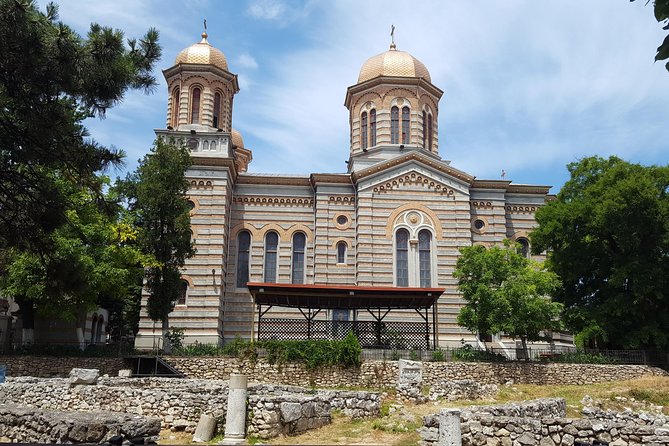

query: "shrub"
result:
(165, 327), (185, 350)
(431, 350), (445, 362)
(549, 351), (618, 364)
(451, 344), (506, 362)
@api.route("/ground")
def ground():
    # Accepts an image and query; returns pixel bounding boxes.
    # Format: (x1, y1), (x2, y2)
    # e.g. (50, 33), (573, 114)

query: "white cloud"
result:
(247, 0), (286, 20)
(237, 53), (259, 69)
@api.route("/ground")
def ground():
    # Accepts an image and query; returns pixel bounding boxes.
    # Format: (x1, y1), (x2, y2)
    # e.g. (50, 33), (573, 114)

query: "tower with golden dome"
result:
(135, 30), (571, 352)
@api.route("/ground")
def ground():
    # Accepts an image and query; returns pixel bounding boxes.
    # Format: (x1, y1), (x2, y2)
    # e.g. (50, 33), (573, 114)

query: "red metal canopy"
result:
(247, 282), (444, 310)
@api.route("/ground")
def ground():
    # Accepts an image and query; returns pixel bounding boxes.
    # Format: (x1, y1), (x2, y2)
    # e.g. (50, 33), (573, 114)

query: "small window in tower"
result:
(402, 106), (410, 144)
(172, 88), (180, 127)
(370, 109), (377, 147)
(391, 106), (399, 144)
(190, 87), (201, 124)
(474, 219), (485, 230)
(361, 112), (368, 150)
(213, 92), (222, 128)
(428, 113), (433, 150)
(336, 241), (347, 264)
(336, 215), (348, 225)
(187, 200), (196, 211)
(422, 110), (427, 148)
(176, 280), (188, 305)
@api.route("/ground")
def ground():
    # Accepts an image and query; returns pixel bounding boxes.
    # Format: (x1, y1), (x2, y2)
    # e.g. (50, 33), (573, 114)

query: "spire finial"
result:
(390, 24), (396, 50)
(201, 19), (208, 40)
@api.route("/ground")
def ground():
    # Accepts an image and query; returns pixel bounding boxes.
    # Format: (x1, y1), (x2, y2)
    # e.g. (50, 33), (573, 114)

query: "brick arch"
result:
(258, 223), (291, 242)
(331, 239), (351, 249)
(229, 222), (261, 240)
(351, 91), (383, 112)
(286, 224), (314, 242)
(385, 203), (443, 240)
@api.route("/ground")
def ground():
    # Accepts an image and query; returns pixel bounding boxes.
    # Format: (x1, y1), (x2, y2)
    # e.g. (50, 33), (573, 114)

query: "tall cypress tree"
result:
(123, 139), (194, 352)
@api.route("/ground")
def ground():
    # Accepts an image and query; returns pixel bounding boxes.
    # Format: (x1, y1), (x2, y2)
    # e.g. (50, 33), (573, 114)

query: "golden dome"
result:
(175, 32), (228, 71)
(231, 128), (244, 148)
(358, 47), (431, 83)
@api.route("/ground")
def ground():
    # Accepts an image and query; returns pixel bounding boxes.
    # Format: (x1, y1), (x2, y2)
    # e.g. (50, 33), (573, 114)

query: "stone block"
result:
(192, 414), (216, 442)
(69, 368), (99, 385)
(280, 402), (302, 423)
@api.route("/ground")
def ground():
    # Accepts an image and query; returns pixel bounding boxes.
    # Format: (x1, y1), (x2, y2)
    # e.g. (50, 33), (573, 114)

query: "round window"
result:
(474, 219), (485, 230)
(336, 215), (348, 225)
(187, 200), (196, 211)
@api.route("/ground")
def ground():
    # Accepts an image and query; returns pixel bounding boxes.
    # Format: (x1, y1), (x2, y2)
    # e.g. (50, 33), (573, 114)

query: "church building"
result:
(135, 31), (570, 352)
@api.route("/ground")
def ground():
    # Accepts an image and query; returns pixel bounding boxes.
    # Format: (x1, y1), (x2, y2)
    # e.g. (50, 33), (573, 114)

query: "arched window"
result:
(177, 280), (188, 305)
(427, 114), (433, 151)
(96, 316), (104, 343)
(370, 109), (377, 147)
(418, 230), (432, 287)
(90, 315), (98, 344)
(291, 232), (306, 284)
(336, 241), (347, 264)
(422, 110), (427, 148)
(396, 229), (409, 286)
(264, 231), (279, 283)
(391, 106), (400, 144)
(517, 238), (530, 259)
(190, 87), (201, 124)
(236, 231), (251, 288)
(402, 106), (410, 144)
(361, 111), (368, 149)
(213, 92), (222, 128)
(172, 88), (180, 127)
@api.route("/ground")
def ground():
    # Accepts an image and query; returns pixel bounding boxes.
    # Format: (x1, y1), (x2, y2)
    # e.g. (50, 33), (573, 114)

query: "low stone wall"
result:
(419, 399), (669, 446)
(0, 355), (128, 377)
(0, 377), (380, 440)
(0, 403), (160, 444)
(428, 379), (498, 402)
(165, 356), (667, 387)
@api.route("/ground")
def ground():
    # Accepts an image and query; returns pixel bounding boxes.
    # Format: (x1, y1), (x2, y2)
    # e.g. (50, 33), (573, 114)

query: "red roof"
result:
(247, 282), (444, 310)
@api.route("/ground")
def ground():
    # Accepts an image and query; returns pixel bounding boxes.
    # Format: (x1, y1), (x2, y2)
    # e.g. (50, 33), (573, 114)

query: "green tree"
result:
(0, 0), (160, 251)
(532, 156), (669, 349)
(454, 243), (562, 359)
(1, 176), (152, 348)
(122, 139), (194, 352)
(632, 0), (669, 72)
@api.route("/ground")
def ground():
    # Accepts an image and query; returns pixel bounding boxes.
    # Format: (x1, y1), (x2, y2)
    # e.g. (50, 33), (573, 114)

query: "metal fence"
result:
(257, 319), (431, 349)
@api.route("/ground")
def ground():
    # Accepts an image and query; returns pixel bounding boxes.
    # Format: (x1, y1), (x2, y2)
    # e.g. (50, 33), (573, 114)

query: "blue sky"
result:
(46, 0), (669, 192)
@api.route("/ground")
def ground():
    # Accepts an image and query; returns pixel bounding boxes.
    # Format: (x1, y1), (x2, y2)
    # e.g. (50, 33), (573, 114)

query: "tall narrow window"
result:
(370, 109), (377, 146)
(172, 88), (180, 127)
(190, 87), (201, 124)
(213, 92), (222, 128)
(396, 229), (409, 286)
(177, 280), (188, 305)
(391, 106), (399, 144)
(236, 231), (251, 288)
(337, 241), (347, 264)
(402, 106), (410, 144)
(291, 232), (306, 284)
(361, 111), (368, 150)
(418, 230), (432, 287)
(422, 110), (427, 148)
(427, 114), (433, 151)
(264, 231), (278, 283)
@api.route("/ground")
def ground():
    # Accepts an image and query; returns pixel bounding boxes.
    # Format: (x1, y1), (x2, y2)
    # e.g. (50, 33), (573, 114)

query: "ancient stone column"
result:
(221, 374), (248, 445)
(438, 408), (461, 446)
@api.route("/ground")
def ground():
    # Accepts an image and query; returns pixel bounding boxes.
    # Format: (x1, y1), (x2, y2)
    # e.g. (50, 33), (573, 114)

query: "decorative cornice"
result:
(232, 196), (314, 207)
(471, 201), (493, 209)
(310, 173), (352, 185)
(345, 76), (443, 108)
(352, 151), (474, 185)
(505, 205), (540, 214)
(328, 195), (356, 204)
(372, 171), (456, 197)
(471, 180), (512, 190)
(507, 184), (552, 194)
(237, 174), (312, 186)
(190, 156), (237, 179)
(188, 179), (213, 190)
(163, 64), (239, 93)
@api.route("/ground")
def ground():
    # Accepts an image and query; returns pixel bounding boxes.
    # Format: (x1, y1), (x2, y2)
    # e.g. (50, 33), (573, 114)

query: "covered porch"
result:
(247, 283), (443, 350)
